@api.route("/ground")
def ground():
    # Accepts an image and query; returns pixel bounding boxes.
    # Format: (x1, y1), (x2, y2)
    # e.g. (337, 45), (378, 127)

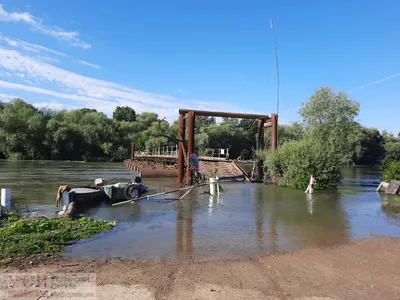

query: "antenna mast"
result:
(270, 18), (280, 115)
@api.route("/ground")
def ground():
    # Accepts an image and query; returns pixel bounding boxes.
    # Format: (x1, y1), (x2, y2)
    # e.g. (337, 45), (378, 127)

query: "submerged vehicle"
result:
(56, 176), (149, 214)
(56, 185), (105, 215)
(103, 176), (149, 203)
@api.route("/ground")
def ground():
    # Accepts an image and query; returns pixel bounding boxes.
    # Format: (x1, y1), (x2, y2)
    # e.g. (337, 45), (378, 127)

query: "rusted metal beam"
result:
(131, 143), (135, 160)
(177, 114), (185, 184)
(257, 119), (265, 151)
(271, 113), (278, 150)
(179, 109), (269, 119)
(257, 119), (265, 181)
(186, 111), (195, 185)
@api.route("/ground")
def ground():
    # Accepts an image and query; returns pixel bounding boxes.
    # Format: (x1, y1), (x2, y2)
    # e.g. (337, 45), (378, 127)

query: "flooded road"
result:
(0, 160), (399, 261)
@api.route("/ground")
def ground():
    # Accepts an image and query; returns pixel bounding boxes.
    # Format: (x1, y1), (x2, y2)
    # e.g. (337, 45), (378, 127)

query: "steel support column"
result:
(186, 111), (195, 185)
(257, 119), (266, 151)
(257, 119), (266, 181)
(130, 143), (135, 161)
(177, 114), (185, 184)
(271, 113), (278, 150)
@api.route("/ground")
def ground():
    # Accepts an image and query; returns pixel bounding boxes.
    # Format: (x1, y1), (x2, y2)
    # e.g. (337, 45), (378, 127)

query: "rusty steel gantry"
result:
(177, 109), (278, 185)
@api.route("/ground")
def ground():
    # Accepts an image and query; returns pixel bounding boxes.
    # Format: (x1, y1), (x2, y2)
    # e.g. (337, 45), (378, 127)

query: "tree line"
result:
(0, 99), (258, 161)
(0, 95), (399, 168)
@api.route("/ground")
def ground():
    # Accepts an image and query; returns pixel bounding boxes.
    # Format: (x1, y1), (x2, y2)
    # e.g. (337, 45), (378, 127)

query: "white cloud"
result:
(0, 34), (68, 56)
(37, 55), (60, 64)
(34, 101), (75, 111)
(0, 92), (20, 101)
(0, 5), (90, 49)
(0, 47), (257, 122)
(77, 60), (101, 69)
(0, 71), (12, 77)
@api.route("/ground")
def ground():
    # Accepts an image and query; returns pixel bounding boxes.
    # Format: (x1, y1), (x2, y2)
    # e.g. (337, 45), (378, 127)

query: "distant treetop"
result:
(113, 106), (136, 122)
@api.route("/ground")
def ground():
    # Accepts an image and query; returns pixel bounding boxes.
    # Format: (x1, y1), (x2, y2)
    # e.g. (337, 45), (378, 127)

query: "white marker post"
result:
(1, 188), (11, 213)
(305, 174), (316, 194)
(209, 177), (220, 196)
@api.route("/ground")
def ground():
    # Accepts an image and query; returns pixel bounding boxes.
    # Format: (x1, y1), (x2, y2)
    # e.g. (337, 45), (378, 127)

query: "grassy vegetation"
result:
(0, 212), (115, 264)
(382, 160), (400, 182)
(392, 196), (400, 203)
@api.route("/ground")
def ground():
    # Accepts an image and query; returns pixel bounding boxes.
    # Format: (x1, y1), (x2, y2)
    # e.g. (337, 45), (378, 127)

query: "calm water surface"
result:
(0, 160), (399, 261)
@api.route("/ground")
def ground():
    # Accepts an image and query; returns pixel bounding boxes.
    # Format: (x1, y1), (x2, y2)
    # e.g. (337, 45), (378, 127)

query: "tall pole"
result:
(270, 18), (280, 148)
(270, 18), (280, 116)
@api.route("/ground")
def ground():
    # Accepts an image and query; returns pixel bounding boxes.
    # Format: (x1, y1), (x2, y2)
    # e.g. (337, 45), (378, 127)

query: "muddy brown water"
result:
(0, 160), (399, 261)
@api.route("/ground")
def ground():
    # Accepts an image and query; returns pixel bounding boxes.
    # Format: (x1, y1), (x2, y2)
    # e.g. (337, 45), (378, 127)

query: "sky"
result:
(0, 0), (399, 133)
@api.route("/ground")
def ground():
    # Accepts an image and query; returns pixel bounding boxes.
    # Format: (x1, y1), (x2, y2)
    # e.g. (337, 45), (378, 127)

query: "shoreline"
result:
(1, 235), (399, 299)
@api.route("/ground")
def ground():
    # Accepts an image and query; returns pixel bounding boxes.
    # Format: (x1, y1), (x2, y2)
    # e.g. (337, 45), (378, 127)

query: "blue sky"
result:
(0, 1), (399, 133)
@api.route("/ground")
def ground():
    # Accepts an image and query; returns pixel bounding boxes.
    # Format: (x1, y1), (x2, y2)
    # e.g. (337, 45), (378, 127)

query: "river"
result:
(0, 160), (399, 261)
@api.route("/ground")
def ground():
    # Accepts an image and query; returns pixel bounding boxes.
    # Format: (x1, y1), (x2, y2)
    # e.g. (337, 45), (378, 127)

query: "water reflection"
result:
(378, 192), (400, 220)
(253, 184), (350, 252)
(175, 196), (194, 257)
(306, 193), (314, 216)
(1, 161), (400, 261)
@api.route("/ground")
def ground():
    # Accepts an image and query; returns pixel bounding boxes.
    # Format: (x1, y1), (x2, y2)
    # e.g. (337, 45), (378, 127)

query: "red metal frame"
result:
(177, 109), (278, 185)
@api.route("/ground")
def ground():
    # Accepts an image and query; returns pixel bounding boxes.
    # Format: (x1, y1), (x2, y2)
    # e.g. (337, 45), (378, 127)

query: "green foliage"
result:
(260, 87), (360, 190)
(265, 122), (303, 147)
(0, 99), (47, 160)
(381, 131), (400, 163)
(299, 86), (361, 165)
(0, 99), (176, 161)
(113, 106), (136, 122)
(352, 126), (384, 165)
(392, 196), (400, 203)
(259, 138), (341, 190)
(0, 214), (114, 261)
(382, 160), (400, 182)
(0, 97), (397, 166)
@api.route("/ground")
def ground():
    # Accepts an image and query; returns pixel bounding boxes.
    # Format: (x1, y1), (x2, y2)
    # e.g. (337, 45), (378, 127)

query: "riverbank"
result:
(1, 236), (399, 300)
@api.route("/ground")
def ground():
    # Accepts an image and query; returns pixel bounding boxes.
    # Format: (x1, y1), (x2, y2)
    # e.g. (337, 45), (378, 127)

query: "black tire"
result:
(124, 184), (140, 200)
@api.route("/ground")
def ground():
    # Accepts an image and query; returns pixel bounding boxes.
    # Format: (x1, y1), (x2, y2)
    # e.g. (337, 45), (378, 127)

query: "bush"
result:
(259, 137), (342, 190)
(382, 160), (400, 182)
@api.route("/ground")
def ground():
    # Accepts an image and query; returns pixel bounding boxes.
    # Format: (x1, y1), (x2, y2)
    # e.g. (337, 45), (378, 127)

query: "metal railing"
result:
(205, 148), (229, 158)
(135, 145), (178, 157)
(135, 146), (230, 158)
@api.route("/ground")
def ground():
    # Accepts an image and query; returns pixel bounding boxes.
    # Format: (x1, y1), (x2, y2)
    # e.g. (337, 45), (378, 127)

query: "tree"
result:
(238, 119), (258, 159)
(0, 99), (47, 160)
(353, 127), (384, 165)
(0, 96), (390, 167)
(113, 106), (136, 122)
(265, 122), (304, 148)
(381, 131), (400, 163)
(261, 87), (361, 190)
(299, 86), (361, 165)
(195, 116), (216, 129)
